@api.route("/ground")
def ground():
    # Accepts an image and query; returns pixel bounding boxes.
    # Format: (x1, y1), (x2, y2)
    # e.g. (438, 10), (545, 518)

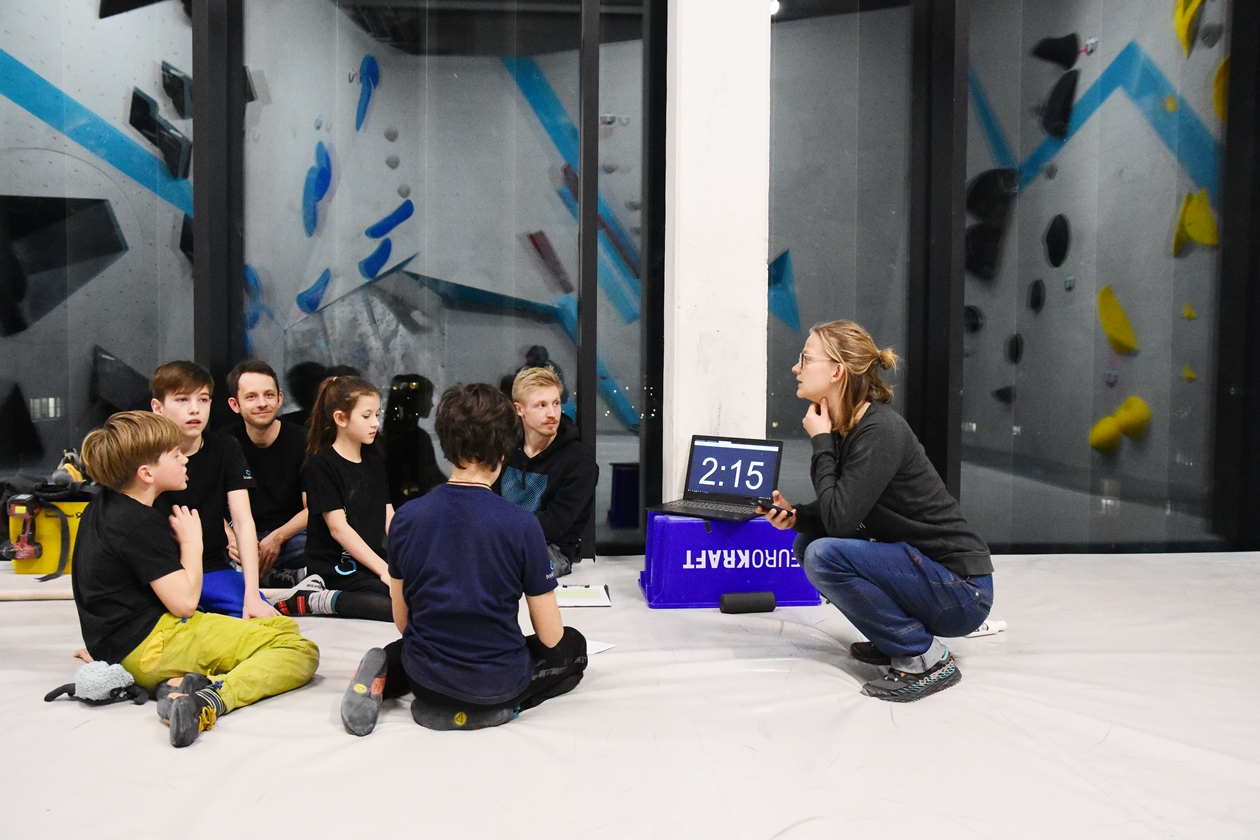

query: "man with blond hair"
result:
(494, 366), (597, 576)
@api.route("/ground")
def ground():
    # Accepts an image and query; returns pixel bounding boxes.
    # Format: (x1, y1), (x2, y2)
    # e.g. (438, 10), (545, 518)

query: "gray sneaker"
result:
(861, 652), (961, 702)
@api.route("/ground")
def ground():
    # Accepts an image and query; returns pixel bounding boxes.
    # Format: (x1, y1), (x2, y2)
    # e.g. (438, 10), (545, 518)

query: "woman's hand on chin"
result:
(757, 490), (797, 530)
(802, 398), (832, 437)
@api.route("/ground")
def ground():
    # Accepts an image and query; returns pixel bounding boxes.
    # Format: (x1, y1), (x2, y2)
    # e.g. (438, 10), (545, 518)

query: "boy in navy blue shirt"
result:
(341, 383), (587, 735)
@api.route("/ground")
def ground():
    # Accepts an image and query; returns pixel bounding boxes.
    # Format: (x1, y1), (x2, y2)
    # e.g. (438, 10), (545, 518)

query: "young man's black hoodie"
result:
(495, 415), (598, 563)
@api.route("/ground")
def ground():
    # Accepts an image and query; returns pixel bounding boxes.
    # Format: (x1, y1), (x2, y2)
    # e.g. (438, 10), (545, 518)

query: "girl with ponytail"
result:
(272, 376), (394, 622)
(759, 320), (993, 703)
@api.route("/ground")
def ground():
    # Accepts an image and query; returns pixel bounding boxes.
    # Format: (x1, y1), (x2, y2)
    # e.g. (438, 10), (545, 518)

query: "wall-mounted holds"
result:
(1042, 70), (1079, 138)
(1183, 365), (1197, 381)
(1097, 286), (1139, 354)
(1174, 0), (1205, 57)
(1184, 189), (1218, 246)
(385, 155), (399, 169)
(398, 184), (411, 199)
(1200, 23), (1222, 48)
(1044, 163), (1058, 180)
(1032, 33), (1080, 70)
(1045, 214), (1070, 267)
(297, 269), (331, 314)
(966, 168), (1018, 225)
(1064, 274), (1076, 291)
(384, 127), (399, 142)
(992, 385), (1016, 405)
(1029, 279), (1046, 313)
(1105, 368), (1118, 387)
(965, 223), (1003, 280)
(301, 142), (333, 237)
(1005, 333), (1024, 364)
(1164, 95), (1179, 112)
(963, 305), (985, 333)
(1215, 56), (1229, 122)
(1114, 395), (1151, 438)
(1090, 415), (1122, 453)
(366, 200), (414, 239)
(1184, 302), (1197, 320)
(359, 238), (392, 279)
(356, 56), (380, 131)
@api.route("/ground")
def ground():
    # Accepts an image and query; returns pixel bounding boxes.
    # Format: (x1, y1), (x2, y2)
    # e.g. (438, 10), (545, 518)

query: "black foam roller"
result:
(720, 592), (776, 614)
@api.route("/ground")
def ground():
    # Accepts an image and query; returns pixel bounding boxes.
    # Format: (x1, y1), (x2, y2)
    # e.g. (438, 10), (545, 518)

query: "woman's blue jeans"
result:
(795, 534), (993, 659)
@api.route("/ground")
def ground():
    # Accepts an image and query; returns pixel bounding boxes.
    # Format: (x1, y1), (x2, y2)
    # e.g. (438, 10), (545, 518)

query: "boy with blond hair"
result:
(150, 361), (272, 618)
(74, 411), (318, 747)
(494, 366), (598, 577)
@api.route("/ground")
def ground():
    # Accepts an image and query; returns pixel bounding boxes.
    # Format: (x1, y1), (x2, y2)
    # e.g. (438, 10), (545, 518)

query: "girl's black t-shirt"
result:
(302, 445), (390, 566)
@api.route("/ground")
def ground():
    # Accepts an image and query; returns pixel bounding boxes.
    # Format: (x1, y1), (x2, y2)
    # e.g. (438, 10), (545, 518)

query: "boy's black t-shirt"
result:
(157, 430), (254, 573)
(303, 445), (390, 566)
(226, 420), (308, 533)
(388, 484), (557, 705)
(71, 489), (184, 664)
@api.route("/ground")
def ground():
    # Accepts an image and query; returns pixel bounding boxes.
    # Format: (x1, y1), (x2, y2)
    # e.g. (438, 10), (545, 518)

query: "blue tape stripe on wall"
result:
(971, 42), (1220, 206)
(504, 55), (642, 288)
(968, 69), (1016, 170)
(0, 48), (194, 217)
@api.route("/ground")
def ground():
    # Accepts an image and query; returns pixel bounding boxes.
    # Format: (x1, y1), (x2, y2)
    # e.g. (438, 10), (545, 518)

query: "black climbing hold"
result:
(1042, 70), (1079, 138)
(1032, 34), (1080, 70)
(966, 168), (1018, 226)
(992, 385), (1016, 405)
(1044, 163), (1058, 180)
(963, 305), (985, 333)
(1005, 333), (1024, 365)
(965, 223), (1004, 280)
(1029, 279), (1045, 313)
(1045, 214), (1070, 267)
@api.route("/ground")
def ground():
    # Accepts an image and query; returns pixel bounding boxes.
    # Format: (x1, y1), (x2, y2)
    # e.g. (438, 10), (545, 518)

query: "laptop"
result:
(651, 435), (784, 522)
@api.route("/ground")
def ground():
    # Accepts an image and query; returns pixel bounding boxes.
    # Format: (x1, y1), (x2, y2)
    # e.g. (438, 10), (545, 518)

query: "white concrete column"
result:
(662, 0), (771, 497)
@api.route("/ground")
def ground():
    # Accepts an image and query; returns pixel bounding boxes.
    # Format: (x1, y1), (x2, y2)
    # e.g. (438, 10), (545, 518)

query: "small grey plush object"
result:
(45, 661), (149, 706)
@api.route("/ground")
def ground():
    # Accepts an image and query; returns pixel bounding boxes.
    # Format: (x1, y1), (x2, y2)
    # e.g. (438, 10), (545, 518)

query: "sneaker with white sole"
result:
(861, 652), (961, 702)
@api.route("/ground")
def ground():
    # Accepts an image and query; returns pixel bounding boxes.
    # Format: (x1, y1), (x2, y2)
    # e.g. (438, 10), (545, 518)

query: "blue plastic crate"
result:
(639, 512), (821, 609)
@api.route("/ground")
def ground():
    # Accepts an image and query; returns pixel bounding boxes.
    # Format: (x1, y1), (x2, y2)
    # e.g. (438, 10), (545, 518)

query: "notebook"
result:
(651, 435), (784, 522)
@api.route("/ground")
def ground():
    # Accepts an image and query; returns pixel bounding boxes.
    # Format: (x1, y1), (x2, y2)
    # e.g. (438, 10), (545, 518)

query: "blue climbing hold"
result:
(365, 199), (414, 239)
(243, 264), (276, 328)
(297, 268), (332, 314)
(313, 142), (331, 200)
(359, 238), (392, 279)
(768, 250), (802, 333)
(302, 142), (333, 237)
(356, 55), (380, 131)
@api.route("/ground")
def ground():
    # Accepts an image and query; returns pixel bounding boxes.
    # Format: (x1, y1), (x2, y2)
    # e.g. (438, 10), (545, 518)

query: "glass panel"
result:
(243, 0), (583, 506)
(0, 4), (194, 473)
(595, 4), (646, 550)
(961, 1), (1229, 549)
(767, 3), (914, 504)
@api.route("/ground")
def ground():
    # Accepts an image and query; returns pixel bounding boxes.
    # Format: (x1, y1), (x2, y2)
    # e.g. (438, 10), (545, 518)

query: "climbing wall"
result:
(961, 0), (1228, 544)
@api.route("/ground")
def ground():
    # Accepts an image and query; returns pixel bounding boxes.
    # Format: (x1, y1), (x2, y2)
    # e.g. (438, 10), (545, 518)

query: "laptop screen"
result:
(684, 436), (783, 500)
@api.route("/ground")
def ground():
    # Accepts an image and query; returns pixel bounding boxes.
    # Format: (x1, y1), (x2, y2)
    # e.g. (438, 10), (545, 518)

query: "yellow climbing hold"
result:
(1114, 396), (1151, 438)
(1097, 286), (1139, 354)
(1172, 193), (1191, 256)
(1183, 365), (1197, 382)
(1183, 302), (1197, 320)
(1090, 415), (1123, 453)
(1165, 95), (1178, 112)
(1215, 56), (1229, 122)
(1183, 189), (1219, 246)
(1174, 0), (1205, 57)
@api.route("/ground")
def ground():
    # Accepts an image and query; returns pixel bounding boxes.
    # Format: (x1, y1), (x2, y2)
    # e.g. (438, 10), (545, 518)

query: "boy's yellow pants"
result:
(121, 612), (319, 713)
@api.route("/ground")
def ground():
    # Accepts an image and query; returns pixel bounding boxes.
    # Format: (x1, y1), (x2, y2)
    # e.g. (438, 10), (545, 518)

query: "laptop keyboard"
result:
(673, 499), (758, 515)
